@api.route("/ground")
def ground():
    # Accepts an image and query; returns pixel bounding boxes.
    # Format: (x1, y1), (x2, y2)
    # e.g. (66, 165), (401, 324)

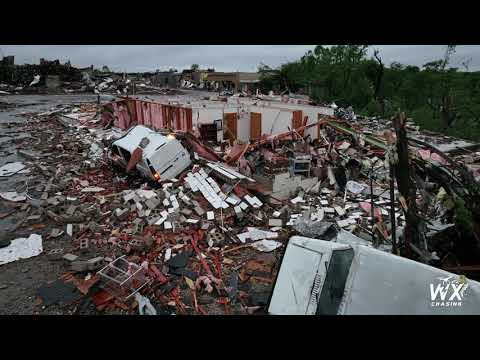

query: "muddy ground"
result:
(0, 95), (108, 314)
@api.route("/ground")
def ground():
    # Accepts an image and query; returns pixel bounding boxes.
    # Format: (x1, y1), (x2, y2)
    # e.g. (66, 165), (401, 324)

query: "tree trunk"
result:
(392, 112), (424, 258)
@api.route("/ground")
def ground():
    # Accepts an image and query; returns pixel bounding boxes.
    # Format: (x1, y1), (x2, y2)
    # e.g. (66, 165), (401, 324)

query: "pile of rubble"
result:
(0, 105), (291, 314)
(1, 96), (480, 315)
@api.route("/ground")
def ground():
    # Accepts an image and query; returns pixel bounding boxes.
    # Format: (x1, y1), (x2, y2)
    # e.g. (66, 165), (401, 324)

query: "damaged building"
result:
(149, 70), (182, 88)
(205, 72), (260, 93)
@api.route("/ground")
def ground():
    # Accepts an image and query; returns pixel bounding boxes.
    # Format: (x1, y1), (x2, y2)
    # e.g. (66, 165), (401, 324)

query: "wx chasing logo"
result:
(430, 275), (469, 307)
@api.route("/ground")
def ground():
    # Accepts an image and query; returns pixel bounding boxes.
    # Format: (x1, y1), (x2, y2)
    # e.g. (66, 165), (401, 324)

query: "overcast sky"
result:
(1, 45), (479, 72)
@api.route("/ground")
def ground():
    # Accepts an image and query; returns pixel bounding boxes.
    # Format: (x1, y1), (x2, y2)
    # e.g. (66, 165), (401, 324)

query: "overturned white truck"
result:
(269, 236), (480, 315)
(111, 125), (191, 181)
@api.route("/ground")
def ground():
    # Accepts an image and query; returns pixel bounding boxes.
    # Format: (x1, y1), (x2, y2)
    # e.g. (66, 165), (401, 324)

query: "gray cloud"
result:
(0, 45), (479, 72)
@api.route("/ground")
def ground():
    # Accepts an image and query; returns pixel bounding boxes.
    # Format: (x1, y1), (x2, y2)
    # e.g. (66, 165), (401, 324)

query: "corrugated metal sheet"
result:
(103, 99), (193, 132)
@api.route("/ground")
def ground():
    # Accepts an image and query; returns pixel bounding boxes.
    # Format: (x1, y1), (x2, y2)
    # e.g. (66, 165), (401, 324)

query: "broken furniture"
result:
(290, 155), (311, 177)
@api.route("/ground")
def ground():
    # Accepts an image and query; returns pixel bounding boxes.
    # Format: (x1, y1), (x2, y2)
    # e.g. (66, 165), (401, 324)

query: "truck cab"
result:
(269, 236), (480, 315)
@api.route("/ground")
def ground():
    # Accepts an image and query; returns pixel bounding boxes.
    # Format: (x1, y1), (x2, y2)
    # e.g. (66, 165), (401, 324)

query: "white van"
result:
(111, 125), (191, 181)
(268, 236), (480, 315)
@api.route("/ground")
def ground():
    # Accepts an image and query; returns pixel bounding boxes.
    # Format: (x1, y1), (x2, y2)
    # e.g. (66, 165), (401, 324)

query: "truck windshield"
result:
(316, 248), (354, 315)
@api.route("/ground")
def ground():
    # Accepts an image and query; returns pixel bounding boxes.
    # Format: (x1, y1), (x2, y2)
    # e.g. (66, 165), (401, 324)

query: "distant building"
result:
(40, 58), (60, 66)
(181, 68), (215, 85)
(206, 72), (260, 93)
(150, 71), (182, 88)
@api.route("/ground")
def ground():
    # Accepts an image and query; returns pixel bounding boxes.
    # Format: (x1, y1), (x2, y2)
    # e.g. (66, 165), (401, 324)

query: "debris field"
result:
(1, 92), (480, 315)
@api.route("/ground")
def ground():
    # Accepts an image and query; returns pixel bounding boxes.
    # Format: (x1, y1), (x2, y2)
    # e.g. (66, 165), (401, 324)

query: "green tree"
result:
(258, 45), (480, 141)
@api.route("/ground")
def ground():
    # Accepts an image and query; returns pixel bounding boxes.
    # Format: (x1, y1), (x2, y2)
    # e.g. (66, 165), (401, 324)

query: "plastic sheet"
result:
(0, 234), (43, 266)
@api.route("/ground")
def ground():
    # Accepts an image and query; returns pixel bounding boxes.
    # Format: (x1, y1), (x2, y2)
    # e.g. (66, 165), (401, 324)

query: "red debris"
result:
(91, 290), (114, 307)
(126, 147), (143, 173)
(149, 264), (168, 284)
(190, 232), (214, 278)
(217, 297), (231, 315)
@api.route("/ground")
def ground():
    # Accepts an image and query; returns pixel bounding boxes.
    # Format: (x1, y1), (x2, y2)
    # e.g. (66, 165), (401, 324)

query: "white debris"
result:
(237, 233), (250, 243)
(0, 191), (26, 202)
(29, 75), (40, 87)
(346, 181), (367, 194)
(244, 195), (263, 208)
(0, 234), (43, 266)
(337, 141), (351, 150)
(237, 228), (279, 243)
(66, 224), (73, 237)
(137, 190), (157, 199)
(268, 219), (282, 227)
(0, 162), (26, 177)
(239, 202), (249, 210)
(207, 211), (215, 220)
(291, 196), (305, 204)
(336, 218), (357, 228)
(81, 186), (105, 193)
(155, 217), (166, 226)
(123, 191), (135, 202)
(134, 293), (157, 315)
(250, 240), (282, 252)
(89, 142), (103, 160)
(226, 196), (240, 205)
(327, 166), (337, 186)
(318, 208), (325, 221)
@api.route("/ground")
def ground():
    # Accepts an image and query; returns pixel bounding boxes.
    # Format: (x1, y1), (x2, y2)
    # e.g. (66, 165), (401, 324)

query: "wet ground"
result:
(0, 95), (111, 314)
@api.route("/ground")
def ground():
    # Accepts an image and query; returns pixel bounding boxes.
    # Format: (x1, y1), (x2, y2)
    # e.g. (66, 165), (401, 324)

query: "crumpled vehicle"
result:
(111, 125), (191, 181)
(269, 236), (480, 315)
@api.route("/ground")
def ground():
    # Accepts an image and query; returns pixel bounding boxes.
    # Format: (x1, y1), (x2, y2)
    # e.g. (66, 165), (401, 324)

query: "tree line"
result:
(258, 45), (480, 141)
